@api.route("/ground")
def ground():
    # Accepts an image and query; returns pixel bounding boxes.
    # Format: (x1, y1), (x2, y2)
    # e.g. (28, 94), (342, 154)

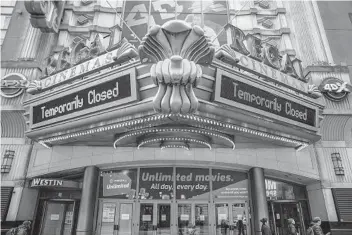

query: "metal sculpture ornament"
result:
(138, 20), (215, 114)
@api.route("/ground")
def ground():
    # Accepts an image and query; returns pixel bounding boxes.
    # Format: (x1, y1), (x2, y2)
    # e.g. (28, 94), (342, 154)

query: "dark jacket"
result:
(261, 224), (271, 235)
(288, 223), (297, 235)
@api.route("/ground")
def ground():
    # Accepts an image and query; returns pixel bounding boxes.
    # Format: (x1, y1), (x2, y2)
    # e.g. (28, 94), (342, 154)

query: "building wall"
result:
(27, 144), (319, 183)
(317, 1), (352, 79)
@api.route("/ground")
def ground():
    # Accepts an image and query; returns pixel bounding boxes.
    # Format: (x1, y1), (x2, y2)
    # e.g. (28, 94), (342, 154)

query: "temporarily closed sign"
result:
(216, 75), (316, 127)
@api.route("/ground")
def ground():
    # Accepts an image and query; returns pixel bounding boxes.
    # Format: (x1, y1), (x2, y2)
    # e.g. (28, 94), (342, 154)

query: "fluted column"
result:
(76, 166), (99, 235)
(249, 167), (269, 235)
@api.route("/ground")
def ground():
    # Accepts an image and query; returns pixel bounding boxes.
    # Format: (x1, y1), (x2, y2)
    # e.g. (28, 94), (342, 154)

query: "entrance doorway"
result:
(37, 200), (78, 235)
(96, 200), (250, 235)
(214, 201), (250, 235)
(96, 199), (134, 235)
(268, 201), (307, 235)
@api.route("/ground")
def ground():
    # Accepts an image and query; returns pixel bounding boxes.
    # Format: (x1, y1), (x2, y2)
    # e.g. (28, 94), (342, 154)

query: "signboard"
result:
(265, 179), (307, 200)
(212, 169), (248, 199)
(37, 46), (135, 92)
(318, 77), (351, 102)
(32, 73), (134, 124)
(101, 169), (137, 198)
(176, 168), (210, 200)
(215, 73), (316, 127)
(30, 178), (80, 188)
(0, 73), (27, 98)
(139, 168), (173, 200)
(102, 203), (116, 223)
(50, 214), (60, 221)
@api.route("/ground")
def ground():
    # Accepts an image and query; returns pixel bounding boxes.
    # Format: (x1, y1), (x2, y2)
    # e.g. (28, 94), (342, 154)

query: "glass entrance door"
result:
(157, 204), (171, 235)
(39, 200), (76, 235)
(268, 202), (306, 235)
(215, 203), (230, 235)
(96, 199), (134, 235)
(195, 203), (210, 235)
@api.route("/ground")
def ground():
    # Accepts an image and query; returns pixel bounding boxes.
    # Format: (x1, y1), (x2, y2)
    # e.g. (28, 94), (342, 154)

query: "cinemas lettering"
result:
(32, 74), (131, 124)
(217, 75), (316, 127)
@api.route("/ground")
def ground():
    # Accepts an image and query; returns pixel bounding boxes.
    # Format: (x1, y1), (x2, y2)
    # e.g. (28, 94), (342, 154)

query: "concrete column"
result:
(76, 166), (99, 235)
(249, 167), (269, 235)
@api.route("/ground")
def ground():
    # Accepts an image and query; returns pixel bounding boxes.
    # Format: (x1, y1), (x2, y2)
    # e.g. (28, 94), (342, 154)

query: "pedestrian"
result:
(287, 218), (297, 235)
(306, 222), (315, 235)
(312, 217), (330, 235)
(260, 218), (271, 235)
(237, 219), (245, 235)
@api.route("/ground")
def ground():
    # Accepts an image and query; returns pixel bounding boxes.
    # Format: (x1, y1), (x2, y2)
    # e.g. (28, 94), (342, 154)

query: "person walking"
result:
(287, 218), (297, 235)
(260, 218), (271, 235)
(312, 217), (330, 235)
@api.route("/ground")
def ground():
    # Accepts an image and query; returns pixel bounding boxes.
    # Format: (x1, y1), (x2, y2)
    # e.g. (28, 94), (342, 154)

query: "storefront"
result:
(96, 167), (250, 235)
(21, 6), (325, 235)
(30, 178), (82, 235)
(266, 179), (310, 235)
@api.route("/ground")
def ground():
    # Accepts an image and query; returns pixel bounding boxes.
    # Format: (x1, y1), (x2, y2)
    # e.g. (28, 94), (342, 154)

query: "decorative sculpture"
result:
(138, 20), (215, 114)
(25, 1), (65, 33)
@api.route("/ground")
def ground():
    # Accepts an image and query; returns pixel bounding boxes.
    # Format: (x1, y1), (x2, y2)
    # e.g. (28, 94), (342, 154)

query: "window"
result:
(1, 150), (15, 173)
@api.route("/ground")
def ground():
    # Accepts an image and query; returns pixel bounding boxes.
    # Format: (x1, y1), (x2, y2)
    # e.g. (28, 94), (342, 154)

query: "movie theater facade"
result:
(20, 1), (333, 235)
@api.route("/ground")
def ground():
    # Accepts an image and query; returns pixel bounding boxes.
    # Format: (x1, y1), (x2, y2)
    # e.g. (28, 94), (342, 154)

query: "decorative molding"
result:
(138, 20), (215, 114)
(76, 14), (94, 25)
(254, 0), (270, 9)
(257, 16), (276, 29)
(25, 1), (66, 33)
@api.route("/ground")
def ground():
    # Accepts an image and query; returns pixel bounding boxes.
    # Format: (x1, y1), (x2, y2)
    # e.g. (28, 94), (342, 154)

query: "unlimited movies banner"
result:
(101, 168), (248, 200)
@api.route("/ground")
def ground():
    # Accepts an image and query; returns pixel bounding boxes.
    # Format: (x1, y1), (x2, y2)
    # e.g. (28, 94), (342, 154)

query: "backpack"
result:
(307, 227), (314, 235)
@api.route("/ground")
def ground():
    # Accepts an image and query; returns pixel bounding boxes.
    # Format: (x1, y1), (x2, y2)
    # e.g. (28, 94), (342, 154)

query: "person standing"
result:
(287, 218), (297, 235)
(312, 217), (330, 235)
(260, 218), (271, 235)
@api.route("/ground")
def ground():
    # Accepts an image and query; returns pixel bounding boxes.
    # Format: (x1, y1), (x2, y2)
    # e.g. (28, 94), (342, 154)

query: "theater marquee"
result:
(214, 70), (317, 128)
(31, 68), (137, 127)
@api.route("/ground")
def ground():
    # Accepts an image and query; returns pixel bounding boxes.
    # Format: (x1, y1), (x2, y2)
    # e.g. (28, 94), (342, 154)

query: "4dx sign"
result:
(319, 77), (351, 102)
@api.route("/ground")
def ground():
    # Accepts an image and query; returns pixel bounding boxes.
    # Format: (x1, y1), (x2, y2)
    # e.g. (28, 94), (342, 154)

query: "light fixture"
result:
(331, 153), (344, 175)
(1, 150), (15, 173)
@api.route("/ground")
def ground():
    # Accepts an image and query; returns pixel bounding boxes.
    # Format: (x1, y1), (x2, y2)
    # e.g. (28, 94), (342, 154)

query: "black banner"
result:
(176, 168), (210, 200)
(220, 75), (316, 127)
(99, 169), (137, 199)
(139, 168), (174, 200)
(32, 74), (131, 124)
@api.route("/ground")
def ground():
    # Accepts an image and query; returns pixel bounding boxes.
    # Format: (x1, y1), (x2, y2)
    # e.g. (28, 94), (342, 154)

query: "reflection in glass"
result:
(119, 203), (133, 235)
(195, 204), (209, 235)
(215, 204), (229, 235)
(157, 204), (171, 235)
(232, 203), (246, 235)
(139, 204), (154, 235)
(178, 204), (192, 235)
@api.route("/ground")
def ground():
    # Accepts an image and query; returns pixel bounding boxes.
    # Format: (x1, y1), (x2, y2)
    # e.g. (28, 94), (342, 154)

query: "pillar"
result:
(76, 166), (99, 235)
(249, 167), (269, 235)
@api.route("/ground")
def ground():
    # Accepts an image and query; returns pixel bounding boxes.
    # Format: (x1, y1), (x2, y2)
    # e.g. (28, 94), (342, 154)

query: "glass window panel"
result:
(202, 0), (228, 14)
(195, 204), (209, 235)
(215, 204), (229, 235)
(176, 168), (210, 200)
(232, 203), (246, 235)
(157, 204), (171, 234)
(177, 1), (202, 14)
(124, 1), (150, 12)
(178, 204), (192, 234)
(204, 13), (227, 47)
(151, 13), (177, 27)
(40, 202), (66, 235)
(119, 203), (133, 235)
(139, 204), (154, 233)
(151, 0), (176, 14)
